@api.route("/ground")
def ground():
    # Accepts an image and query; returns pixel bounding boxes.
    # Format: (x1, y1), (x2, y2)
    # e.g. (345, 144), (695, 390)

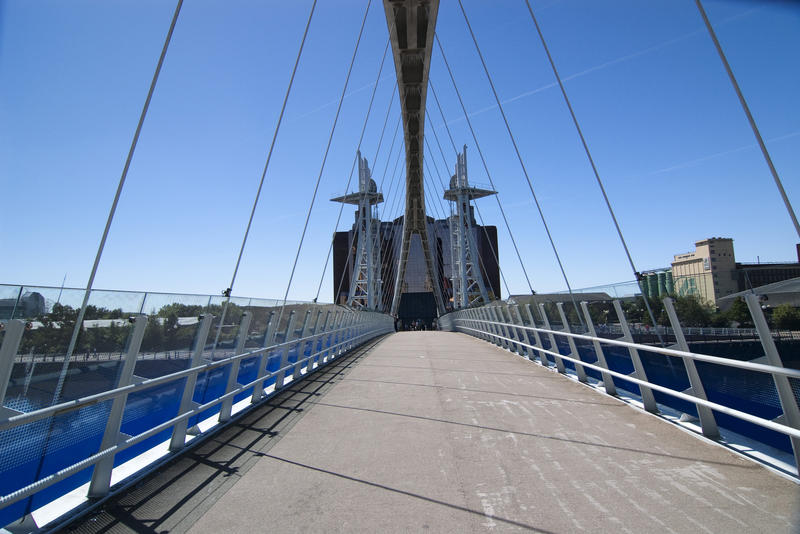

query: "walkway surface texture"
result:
(68, 332), (799, 533)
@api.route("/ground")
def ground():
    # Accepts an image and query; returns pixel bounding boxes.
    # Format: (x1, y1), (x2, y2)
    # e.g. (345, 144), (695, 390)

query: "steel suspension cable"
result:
(457, 0), (584, 326)
(379, 149), (404, 310)
(56, 0), (184, 403)
(424, 136), (512, 299)
(425, 109), (455, 175)
(212, 0), (317, 350)
(332, 112), (402, 308)
(426, 91), (512, 300)
(695, 0), (800, 239)
(371, 86), (398, 182)
(434, 37), (537, 297)
(473, 201), (513, 298)
(522, 0), (661, 339)
(376, 149), (406, 308)
(429, 80), (459, 155)
(379, 156), (407, 311)
(314, 35), (392, 302)
(277, 0), (372, 330)
(325, 84), (401, 306)
(423, 158), (495, 305)
(378, 135), (405, 221)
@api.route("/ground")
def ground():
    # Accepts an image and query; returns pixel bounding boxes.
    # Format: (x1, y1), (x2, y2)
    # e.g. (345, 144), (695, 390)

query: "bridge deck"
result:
(70, 332), (798, 533)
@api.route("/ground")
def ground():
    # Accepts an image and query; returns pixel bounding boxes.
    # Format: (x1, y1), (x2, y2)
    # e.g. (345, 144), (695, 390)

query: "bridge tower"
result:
(331, 151), (384, 310)
(444, 146), (495, 308)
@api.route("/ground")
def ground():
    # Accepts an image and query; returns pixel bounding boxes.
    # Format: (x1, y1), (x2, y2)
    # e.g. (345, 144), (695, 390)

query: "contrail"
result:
(433, 6), (761, 127)
(646, 130), (800, 175)
(295, 74), (394, 119)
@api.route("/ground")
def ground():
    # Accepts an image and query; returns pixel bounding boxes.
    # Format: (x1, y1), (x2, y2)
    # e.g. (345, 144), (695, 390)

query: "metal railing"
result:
(0, 304), (392, 530)
(439, 294), (800, 474)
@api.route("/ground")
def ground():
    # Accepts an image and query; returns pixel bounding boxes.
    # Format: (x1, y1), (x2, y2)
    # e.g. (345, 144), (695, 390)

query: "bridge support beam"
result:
(383, 0), (445, 317)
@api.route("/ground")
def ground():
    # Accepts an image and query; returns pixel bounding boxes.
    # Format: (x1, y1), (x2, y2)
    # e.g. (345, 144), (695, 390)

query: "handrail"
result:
(0, 325), (387, 509)
(454, 324), (800, 441)
(459, 318), (800, 380)
(0, 316), (378, 432)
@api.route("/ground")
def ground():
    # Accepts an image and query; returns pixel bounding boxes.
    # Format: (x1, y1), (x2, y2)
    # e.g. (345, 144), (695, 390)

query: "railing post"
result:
(579, 302), (616, 395)
(489, 307), (504, 347)
(294, 310), (313, 379)
(557, 303), (587, 382)
(88, 315), (147, 497)
(612, 300), (658, 413)
(274, 311), (297, 389)
(663, 298), (718, 438)
(501, 305), (516, 352)
(479, 308), (491, 341)
(539, 304), (566, 373)
(344, 313), (356, 353)
(318, 311), (333, 364)
(465, 309), (476, 337)
(218, 311), (252, 423)
(343, 313), (354, 352)
(745, 293), (800, 467)
(326, 312), (342, 363)
(482, 308), (496, 344)
(306, 310), (324, 373)
(480, 308), (491, 340)
(510, 305), (531, 359)
(251, 311), (277, 403)
(0, 320), (26, 416)
(524, 304), (547, 366)
(170, 314), (213, 451)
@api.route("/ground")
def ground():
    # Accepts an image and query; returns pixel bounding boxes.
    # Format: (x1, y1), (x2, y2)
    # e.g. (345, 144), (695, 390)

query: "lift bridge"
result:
(1, 1), (799, 532)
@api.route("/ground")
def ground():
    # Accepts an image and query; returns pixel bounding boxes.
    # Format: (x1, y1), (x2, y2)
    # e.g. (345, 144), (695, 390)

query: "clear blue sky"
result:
(1, 0), (798, 302)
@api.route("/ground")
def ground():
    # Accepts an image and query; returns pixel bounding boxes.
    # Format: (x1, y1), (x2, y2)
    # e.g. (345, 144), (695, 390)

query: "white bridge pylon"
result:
(444, 145), (495, 309)
(331, 152), (384, 310)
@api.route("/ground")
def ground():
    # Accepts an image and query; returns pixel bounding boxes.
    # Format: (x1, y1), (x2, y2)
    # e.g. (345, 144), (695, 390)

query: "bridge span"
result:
(64, 331), (798, 533)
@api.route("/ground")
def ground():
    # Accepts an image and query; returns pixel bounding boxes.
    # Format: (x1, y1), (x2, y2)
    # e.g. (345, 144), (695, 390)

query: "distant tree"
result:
(673, 295), (712, 327)
(725, 298), (753, 328)
(709, 312), (729, 328)
(772, 304), (800, 330)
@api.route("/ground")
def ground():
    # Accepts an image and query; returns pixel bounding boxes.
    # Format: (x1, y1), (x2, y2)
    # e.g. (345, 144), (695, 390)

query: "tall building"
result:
(669, 237), (800, 308)
(671, 237), (738, 305)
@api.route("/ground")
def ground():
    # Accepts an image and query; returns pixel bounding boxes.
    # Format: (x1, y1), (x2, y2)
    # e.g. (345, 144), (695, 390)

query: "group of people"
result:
(393, 317), (436, 332)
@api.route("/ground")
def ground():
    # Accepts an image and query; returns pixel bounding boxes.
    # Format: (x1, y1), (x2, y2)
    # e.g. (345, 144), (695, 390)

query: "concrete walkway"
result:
(183, 332), (798, 533)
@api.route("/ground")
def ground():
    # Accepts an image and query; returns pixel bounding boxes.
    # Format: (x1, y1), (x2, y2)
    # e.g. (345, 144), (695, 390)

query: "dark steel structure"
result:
(383, 0), (444, 316)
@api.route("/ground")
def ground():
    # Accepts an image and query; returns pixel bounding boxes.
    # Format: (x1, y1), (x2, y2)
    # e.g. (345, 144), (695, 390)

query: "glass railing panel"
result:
(696, 361), (789, 452)
(0, 285), (24, 321)
(601, 344), (639, 394)
(0, 416), (50, 526)
(28, 400), (113, 511)
(137, 293), (207, 378)
(233, 354), (260, 403)
(189, 363), (231, 425)
(115, 378), (186, 466)
(638, 349), (695, 417)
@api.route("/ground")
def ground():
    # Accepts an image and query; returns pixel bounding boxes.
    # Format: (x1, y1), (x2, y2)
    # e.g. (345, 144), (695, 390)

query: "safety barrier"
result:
(0, 305), (392, 530)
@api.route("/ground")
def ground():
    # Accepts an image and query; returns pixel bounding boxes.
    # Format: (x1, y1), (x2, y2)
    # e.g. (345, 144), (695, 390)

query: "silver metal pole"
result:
(88, 315), (147, 497)
(219, 312), (252, 423)
(663, 298), (718, 438)
(169, 314), (213, 451)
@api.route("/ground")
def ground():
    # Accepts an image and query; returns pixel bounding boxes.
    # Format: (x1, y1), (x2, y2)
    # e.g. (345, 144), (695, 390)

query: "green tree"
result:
(772, 304), (800, 330)
(726, 298), (753, 328)
(673, 295), (712, 327)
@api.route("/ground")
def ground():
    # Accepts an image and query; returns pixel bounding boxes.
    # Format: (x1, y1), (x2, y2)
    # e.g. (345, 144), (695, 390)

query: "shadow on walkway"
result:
(60, 336), (389, 534)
